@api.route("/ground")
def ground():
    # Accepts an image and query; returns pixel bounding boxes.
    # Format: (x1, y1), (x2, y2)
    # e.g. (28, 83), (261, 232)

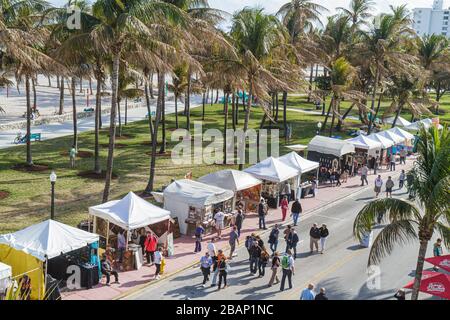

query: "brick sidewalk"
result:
(62, 158), (414, 300)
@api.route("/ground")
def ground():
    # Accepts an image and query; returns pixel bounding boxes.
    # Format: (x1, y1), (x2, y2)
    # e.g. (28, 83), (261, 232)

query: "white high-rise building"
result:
(413, 0), (450, 37)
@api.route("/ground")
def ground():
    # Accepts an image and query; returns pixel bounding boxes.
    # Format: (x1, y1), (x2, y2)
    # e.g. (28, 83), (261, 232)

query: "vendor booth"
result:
(163, 179), (234, 236)
(198, 169), (262, 213)
(405, 118), (444, 131)
(0, 220), (99, 300)
(0, 262), (12, 299)
(278, 152), (320, 199)
(387, 127), (415, 142)
(376, 130), (405, 145)
(244, 157), (299, 208)
(347, 135), (383, 165)
(384, 116), (411, 127)
(89, 191), (174, 269)
(307, 136), (355, 171)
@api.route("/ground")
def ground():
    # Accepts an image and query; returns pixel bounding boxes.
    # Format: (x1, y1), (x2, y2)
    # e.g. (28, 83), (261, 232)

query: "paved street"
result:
(125, 185), (439, 301)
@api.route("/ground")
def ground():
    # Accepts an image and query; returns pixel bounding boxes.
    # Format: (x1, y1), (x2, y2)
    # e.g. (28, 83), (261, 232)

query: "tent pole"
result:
(106, 221), (110, 248)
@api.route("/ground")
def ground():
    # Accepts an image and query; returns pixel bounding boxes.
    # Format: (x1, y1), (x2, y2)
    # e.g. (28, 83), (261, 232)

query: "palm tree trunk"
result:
(368, 66), (380, 130)
(329, 101), (336, 137)
(89, 78), (93, 95)
(411, 240), (429, 300)
(283, 91), (288, 143)
(342, 103), (355, 120)
(186, 72), (191, 131)
(79, 77), (83, 93)
(71, 77), (78, 150)
(235, 92), (239, 125)
(231, 92), (236, 130)
(149, 72), (154, 99)
(321, 97), (333, 132)
(32, 76), (37, 111)
(102, 51), (120, 203)
(25, 75), (32, 166)
(307, 64), (314, 102)
(94, 74), (101, 174)
(117, 99), (122, 137)
(59, 76), (64, 115)
(223, 92), (230, 164)
(368, 92), (384, 134)
(322, 96), (326, 115)
(391, 102), (404, 128)
(275, 92), (279, 122)
(215, 89), (219, 104)
(175, 93), (179, 128)
(124, 97), (128, 125)
(56, 75), (60, 89)
(48, 76), (51, 87)
(201, 92), (205, 121)
(159, 75), (166, 154)
(144, 79), (154, 142)
(145, 71), (164, 194)
(239, 79), (253, 171)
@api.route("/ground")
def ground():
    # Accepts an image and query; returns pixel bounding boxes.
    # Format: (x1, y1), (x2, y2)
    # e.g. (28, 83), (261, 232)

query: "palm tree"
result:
(337, 0), (374, 31)
(169, 64), (188, 129)
(353, 126), (450, 300)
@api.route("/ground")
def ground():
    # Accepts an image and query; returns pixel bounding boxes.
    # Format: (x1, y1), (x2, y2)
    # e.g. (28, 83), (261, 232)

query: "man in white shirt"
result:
(214, 210), (225, 239)
(374, 175), (383, 198)
(361, 165), (369, 186)
(207, 238), (217, 257)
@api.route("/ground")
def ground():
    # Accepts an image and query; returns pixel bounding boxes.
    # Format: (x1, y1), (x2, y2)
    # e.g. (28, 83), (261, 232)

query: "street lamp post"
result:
(50, 171), (57, 220)
(317, 122), (322, 135)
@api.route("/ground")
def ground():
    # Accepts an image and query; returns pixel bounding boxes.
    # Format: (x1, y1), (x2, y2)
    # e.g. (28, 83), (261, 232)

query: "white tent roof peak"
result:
(347, 135), (383, 150)
(405, 118), (444, 131)
(307, 136), (355, 157)
(366, 133), (395, 149)
(385, 116), (411, 127)
(89, 192), (171, 230)
(243, 157), (299, 183)
(0, 220), (99, 261)
(376, 130), (405, 144)
(278, 152), (319, 174)
(163, 179), (234, 207)
(198, 169), (261, 192)
(387, 127), (415, 141)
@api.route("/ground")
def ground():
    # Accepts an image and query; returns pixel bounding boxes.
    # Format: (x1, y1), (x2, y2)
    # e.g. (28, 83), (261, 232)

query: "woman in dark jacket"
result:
(319, 224), (329, 254)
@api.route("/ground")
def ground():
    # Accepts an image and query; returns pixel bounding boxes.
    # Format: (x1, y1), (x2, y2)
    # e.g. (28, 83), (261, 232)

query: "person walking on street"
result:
(280, 196), (289, 221)
(207, 238), (217, 257)
(153, 247), (163, 279)
(211, 249), (225, 287)
(245, 236), (252, 261)
(214, 209), (225, 239)
(200, 252), (212, 287)
(361, 164), (369, 186)
(249, 239), (261, 275)
(374, 175), (383, 198)
(291, 229), (299, 259)
(433, 239), (443, 271)
(399, 148), (407, 165)
(268, 224), (280, 255)
(228, 226), (239, 259)
(319, 224), (329, 254)
(399, 170), (406, 189)
(268, 252), (280, 287)
(144, 231), (158, 265)
(373, 156), (379, 175)
(389, 154), (396, 171)
(385, 176), (394, 198)
(309, 223), (321, 254)
(194, 223), (205, 253)
(235, 209), (245, 237)
(258, 198), (267, 230)
(258, 249), (270, 277)
(280, 250), (295, 291)
(69, 145), (77, 168)
(315, 288), (328, 300)
(291, 199), (302, 226)
(217, 256), (228, 290)
(283, 182), (291, 202)
(300, 283), (315, 300)
(284, 225), (293, 253)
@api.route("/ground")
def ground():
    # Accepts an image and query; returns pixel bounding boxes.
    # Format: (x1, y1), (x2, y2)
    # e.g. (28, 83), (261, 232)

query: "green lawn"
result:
(0, 103), (361, 233)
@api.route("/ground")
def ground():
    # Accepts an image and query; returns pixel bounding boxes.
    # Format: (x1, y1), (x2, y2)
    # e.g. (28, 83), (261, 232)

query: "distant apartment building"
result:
(413, 0), (450, 37)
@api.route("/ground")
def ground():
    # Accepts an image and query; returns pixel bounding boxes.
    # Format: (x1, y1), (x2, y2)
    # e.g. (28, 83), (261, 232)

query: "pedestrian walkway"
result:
(62, 157), (414, 300)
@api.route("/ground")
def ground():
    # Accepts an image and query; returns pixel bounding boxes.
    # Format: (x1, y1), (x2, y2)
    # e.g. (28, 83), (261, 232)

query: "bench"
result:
(84, 108), (94, 112)
(145, 111), (156, 118)
(29, 133), (41, 142)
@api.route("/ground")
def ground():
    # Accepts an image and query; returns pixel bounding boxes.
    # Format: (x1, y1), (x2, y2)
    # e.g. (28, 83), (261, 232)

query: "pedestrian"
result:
(245, 236), (252, 261)
(309, 223), (320, 254)
(291, 199), (302, 226)
(69, 145), (77, 168)
(290, 229), (299, 259)
(399, 148), (407, 165)
(100, 254), (120, 285)
(280, 250), (295, 291)
(268, 224), (280, 255)
(249, 239), (261, 275)
(315, 288), (328, 300)
(374, 175), (383, 198)
(283, 182), (291, 202)
(300, 283), (315, 300)
(258, 198), (267, 230)
(214, 209), (225, 239)
(194, 223), (205, 253)
(228, 226), (239, 259)
(154, 247), (163, 279)
(280, 196), (289, 221)
(319, 224), (329, 254)
(399, 170), (406, 189)
(329, 169), (336, 187)
(341, 169), (349, 183)
(433, 238), (443, 271)
(258, 249), (270, 277)
(394, 289), (406, 300)
(385, 176), (394, 198)
(268, 251), (280, 287)
(284, 225), (292, 253)
(117, 229), (126, 265)
(335, 169), (341, 187)
(207, 238), (217, 257)
(374, 156), (379, 175)
(217, 256), (228, 290)
(361, 164), (369, 186)
(389, 154), (396, 171)
(144, 231), (158, 265)
(235, 209), (245, 237)
(212, 249), (225, 287)
(200, 252), (212, 287)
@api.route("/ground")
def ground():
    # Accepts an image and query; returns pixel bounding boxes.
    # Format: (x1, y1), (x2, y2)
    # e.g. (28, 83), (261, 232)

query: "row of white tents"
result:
(346, 127), (416, 152)
(385, 116), (444, 131)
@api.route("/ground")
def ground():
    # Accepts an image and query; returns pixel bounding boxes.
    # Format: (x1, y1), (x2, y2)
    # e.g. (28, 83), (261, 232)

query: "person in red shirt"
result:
(144, 231), (158, 265)
(280, 196), (289, 221)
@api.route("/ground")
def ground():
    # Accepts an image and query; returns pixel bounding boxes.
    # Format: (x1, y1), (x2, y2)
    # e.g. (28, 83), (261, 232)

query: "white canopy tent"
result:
(387, 127), (415, 141)
(0, 220), (99, 261)
(278, 152), (319, 175)
(244, 156), (299, 183)
(375, 130), (405, 145)
(347, 135), (383, 151)
(89, 191), (172, 231)
(0, 262), (12, 292)
(405, 118), (444, 131)
(385, 116), (411, 127)
(367, 133), (395, 149)
(198, 169), (261, 192)
(163, 180), (234, 235)
(307, 136), (355, 157)
(285, 144), (308, 153)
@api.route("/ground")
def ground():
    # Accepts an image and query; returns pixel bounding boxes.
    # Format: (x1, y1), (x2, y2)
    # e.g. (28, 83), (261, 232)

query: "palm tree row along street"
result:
(0, 0), (448, 304)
